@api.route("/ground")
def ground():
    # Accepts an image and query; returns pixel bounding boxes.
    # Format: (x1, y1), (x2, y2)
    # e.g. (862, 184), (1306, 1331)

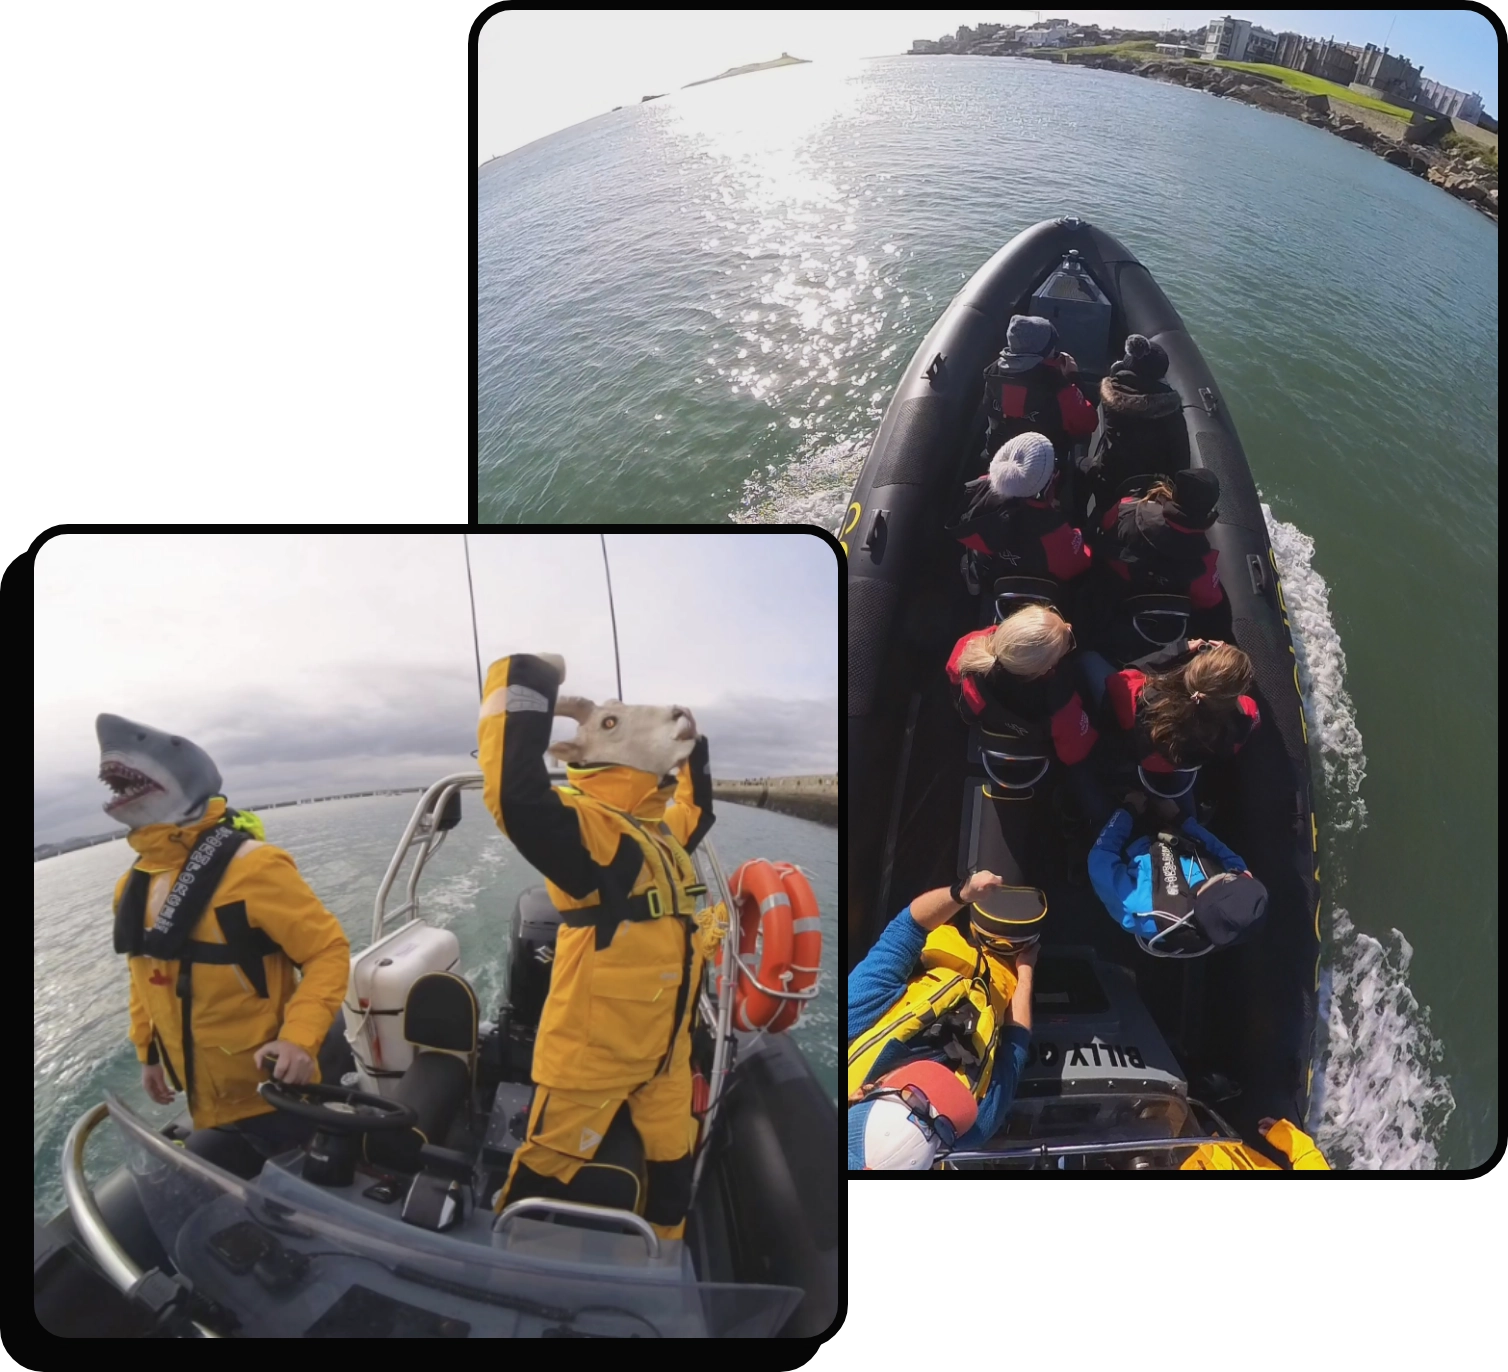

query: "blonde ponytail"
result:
(958, 605), (1073, 682)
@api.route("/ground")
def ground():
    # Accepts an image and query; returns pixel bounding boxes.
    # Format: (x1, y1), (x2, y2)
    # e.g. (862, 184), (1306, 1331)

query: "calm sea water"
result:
(479, 55), (1497, 1167)
(33, 792), (837, 1220)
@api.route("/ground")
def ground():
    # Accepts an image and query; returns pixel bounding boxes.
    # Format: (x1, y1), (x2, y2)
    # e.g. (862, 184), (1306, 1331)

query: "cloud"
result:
(34, 679), (836, 843)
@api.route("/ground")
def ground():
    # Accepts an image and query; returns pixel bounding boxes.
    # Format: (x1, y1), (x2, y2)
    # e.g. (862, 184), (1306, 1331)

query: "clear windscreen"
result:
(109, 1093), (802, 1337)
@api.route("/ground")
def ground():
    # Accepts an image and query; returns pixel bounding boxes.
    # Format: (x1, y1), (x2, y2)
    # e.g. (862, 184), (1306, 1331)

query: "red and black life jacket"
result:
(1100, 497), (1223, 609)
(948, 479), (1092, 582)
(1105, 667), (1260, 773)
(984, 362), (1096, 457)
(946, 629), (1099, 766)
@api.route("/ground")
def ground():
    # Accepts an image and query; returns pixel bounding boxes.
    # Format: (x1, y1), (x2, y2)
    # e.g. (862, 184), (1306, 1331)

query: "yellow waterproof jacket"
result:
(115, 799), (350, 1129)
(478, 655), (714, 1093)
(846, 926), (1016, 1104)
(1180, 1119), (1331, 1171)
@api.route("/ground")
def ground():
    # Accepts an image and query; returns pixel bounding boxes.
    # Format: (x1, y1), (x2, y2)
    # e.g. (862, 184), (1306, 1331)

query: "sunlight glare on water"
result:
(658, 64), (905, 523)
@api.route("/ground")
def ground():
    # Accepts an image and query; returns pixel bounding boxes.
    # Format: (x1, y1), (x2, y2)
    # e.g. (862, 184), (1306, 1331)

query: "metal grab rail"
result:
(60, 1102), (222, 1336)
(942, 1134), (1232, 1165)
(493, 1198), (661, 1259)
(370, 772), (484, 945)
(61, 1104), (142, 1293)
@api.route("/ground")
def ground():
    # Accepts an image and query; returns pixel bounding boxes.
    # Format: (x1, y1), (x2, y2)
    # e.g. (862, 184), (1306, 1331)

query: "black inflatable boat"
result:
(36, 777), (839, 1336)
(844, 216), (1321, 1166)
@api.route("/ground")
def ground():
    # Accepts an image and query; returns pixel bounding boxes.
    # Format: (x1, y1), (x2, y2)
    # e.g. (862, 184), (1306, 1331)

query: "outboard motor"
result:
(493, 886), (563, 1081)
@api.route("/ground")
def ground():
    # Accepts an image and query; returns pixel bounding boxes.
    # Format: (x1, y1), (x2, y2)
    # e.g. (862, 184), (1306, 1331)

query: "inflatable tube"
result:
(696, 1033), (840, 1336)
(845, 216), (1320, 1137)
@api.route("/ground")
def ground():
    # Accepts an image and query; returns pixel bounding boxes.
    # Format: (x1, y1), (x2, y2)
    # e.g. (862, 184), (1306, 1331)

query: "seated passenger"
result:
(1080, 334), (1190, 521)
(982, 315), (1098, 467)
(949, 432), (1093, 584)
(1094, 640), (1261, 820)
(848, 872), (1037, 1169)
(1088, 787), (1268, 954)
(1096, 468), (1224, 612)
(945, 603), (1097, 770)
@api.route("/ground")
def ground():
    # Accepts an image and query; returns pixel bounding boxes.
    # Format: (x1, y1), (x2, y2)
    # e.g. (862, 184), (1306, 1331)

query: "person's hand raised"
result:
(959, 871), (1004, 904)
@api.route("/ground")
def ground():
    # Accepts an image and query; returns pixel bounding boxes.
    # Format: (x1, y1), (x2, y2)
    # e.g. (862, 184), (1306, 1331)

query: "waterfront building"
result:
(1274, 32), (1361, 85)
(1416, 77), (1483, 122)
(1205, 15), (1280, 63)
(1203, 16), (1249, 60)
(1350, 43), (1421, 103)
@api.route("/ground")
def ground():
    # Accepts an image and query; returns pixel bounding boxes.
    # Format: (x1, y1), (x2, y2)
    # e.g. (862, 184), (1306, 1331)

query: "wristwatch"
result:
(949, 877), (968, 906)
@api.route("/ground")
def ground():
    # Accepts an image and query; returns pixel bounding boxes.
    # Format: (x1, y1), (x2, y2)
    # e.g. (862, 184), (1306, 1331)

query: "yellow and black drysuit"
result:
(479, 654), (714, 1240)
(113, 798), (350, 1132)
(1180, 1118), (1331, 1171)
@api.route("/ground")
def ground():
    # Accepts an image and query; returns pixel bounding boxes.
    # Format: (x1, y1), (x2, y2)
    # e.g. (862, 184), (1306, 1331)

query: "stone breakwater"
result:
(712, 775), (837, 827)
(1028, 53), (1498, 223)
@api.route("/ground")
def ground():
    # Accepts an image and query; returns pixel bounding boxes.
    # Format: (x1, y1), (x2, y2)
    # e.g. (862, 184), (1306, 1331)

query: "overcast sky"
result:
(33, 532), (837, 843)
(478, 9), (1500, 163)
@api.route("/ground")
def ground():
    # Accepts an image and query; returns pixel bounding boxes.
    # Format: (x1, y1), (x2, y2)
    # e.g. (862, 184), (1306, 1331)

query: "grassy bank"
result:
(1042, 40), (1157, 62)
(1202, 59), (1415, 117)
(1440, 130), (1497, 172)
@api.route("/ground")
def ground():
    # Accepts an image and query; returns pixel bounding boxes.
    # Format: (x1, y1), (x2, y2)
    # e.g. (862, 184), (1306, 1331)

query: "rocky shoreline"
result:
(1025, 52), (1498, 223)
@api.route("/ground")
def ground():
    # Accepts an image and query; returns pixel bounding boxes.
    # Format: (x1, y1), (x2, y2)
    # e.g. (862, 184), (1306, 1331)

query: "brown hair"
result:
(1142, 643), (1254, 766)
(955, 605), (1072, 681)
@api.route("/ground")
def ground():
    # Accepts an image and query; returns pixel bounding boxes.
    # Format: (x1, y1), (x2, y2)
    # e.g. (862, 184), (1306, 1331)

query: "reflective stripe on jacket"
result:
(478, 654), (713, 1092)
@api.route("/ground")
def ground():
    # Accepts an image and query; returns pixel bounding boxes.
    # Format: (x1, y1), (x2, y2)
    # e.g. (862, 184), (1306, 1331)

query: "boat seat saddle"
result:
(967, 721), (1051, 794)
(959, 777), (1046, 912)
(1121, 594), (1192, 647)
(365, 972), (479, 1174)
(992, 575), (1061, 627)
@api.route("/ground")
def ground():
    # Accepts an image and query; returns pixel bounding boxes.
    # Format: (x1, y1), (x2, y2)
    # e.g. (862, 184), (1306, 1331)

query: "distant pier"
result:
(712, 775), (836, 827)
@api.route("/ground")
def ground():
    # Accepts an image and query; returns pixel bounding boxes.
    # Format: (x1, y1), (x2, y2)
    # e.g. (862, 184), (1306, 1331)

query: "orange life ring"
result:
(767, 862), (821, 1033)
(728, 859), (794, 1030)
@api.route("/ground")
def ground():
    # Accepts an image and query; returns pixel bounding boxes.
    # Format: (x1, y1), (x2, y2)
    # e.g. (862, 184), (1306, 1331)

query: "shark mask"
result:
(96, 713), (223, 830)
(548, 697), (698, 783)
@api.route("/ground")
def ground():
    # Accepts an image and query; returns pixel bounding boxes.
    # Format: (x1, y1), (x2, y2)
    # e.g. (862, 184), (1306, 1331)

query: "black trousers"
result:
(183, 1109), (315, 1179)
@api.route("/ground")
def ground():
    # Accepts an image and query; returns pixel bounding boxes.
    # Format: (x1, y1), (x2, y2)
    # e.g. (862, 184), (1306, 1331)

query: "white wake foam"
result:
(1312, 910), (1456, 1169)
(732, 435), (867, 527)
(1262, 507), (1453, 1168)
(1261, 504), (1369, 832)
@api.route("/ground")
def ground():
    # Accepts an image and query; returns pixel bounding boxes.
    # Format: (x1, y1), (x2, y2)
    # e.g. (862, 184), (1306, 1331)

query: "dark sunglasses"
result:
(975, 929), (1041, 955)
(868, 1085), (959, 1149)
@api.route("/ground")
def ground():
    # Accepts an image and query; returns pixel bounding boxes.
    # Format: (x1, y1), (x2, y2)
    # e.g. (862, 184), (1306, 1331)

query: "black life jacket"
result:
(1091, 374), (1190, 495)
(113, 816), (285, 1111)
(1144, 829), (1220, 955)
(948, 479), (1067, 579)
(984, 361), (1074, 454)
(1108, 499), (1212, 595)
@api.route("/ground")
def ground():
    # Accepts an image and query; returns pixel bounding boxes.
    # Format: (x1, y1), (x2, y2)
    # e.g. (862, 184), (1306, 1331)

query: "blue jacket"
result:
(1088, 808), (1247, 936)
(846, 907), (1031, 1160)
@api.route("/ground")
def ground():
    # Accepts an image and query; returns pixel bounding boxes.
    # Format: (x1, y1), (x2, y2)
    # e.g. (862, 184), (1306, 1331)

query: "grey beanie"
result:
(1111, 333), (1169, 381)
(1000, 315), (1060, 373)
(988, 432), (1056, 500)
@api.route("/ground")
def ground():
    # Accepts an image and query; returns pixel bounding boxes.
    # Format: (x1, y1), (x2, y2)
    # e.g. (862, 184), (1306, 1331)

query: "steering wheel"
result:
(258, 1079), (416, 1134)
